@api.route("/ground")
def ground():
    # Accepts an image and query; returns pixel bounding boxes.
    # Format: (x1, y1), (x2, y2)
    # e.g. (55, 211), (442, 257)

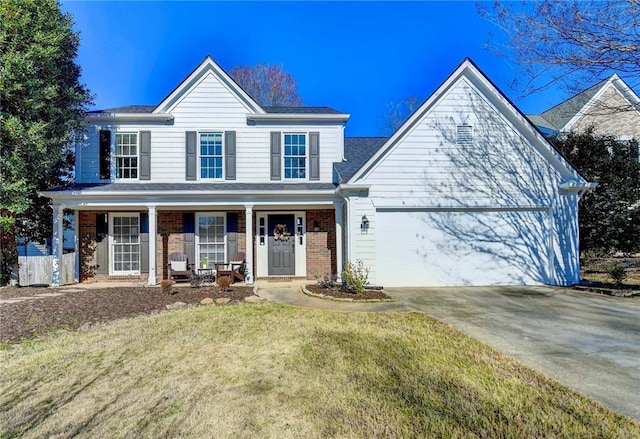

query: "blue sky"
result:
(63, 1), (565, 136)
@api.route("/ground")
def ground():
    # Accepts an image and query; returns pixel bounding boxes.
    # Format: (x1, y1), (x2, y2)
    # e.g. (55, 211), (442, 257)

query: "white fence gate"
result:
(18, 252), (76, 286)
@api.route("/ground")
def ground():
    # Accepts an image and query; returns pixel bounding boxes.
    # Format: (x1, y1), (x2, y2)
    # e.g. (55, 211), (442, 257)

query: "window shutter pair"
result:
(99, 130), (151, 180)
(185, 131), (236, 180)
(270, 131), (320, 180)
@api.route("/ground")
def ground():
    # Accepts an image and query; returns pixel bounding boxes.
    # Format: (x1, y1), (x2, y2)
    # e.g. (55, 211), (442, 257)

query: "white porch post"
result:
(51, 203), (64, 286)
(73, 209), (80, 283)
(244, 204), (254, 284)
(334, 200), (344, 280)
(147, 205), (157, 285)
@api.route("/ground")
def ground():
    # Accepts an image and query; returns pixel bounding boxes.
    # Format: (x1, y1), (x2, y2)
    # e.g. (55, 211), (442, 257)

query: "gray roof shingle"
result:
(537, 77), (610, 131)
(87, 105), (156, 115)
(47, 182), (337, 193)
(87, 105), (345, 116)
(334, 137), (388, 183)
(263, 106), (344, 114)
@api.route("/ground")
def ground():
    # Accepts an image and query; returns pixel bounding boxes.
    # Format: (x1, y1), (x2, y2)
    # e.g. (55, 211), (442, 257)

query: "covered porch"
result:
(43, 183), (345, 286)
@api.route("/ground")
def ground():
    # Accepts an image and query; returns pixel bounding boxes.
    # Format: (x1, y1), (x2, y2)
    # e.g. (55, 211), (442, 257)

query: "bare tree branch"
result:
(230, 64), (303, 107)
(479, 0), (640, 104)
(382, 96), (420, 135)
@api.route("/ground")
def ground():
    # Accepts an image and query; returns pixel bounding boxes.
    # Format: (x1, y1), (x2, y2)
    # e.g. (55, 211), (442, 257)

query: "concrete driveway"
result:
(385, 286), (640, 421)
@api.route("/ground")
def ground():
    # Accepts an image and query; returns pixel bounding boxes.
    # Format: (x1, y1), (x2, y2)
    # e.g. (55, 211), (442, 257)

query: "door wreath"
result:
(273, 223), (291, 241)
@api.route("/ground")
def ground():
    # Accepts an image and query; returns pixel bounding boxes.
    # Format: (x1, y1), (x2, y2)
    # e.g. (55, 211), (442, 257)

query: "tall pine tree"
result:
(0, 0), (92, 284)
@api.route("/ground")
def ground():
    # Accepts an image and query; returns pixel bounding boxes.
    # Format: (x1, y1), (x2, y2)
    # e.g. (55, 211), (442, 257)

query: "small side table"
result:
(190, 268), (215, 287)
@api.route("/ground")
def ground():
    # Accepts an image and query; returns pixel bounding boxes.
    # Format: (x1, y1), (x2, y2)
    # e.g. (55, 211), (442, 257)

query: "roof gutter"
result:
(86, 113), (174, 123)
(247, 113), (350, 123)
(40, 187), (341, 200)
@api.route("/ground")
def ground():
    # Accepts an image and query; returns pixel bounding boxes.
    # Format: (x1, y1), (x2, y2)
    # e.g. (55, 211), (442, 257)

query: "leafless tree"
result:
(230, 64), (303, 107)
(479, 1), (640, 102)
(382, 96), (421, 135)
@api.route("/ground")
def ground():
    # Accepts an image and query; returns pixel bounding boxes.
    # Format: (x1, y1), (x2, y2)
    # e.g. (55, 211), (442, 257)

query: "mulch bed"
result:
(0, 285), (255, 344)
(305, 284), (393, 301)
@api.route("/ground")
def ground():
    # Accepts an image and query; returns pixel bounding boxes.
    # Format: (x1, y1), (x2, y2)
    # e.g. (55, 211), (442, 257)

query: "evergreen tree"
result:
(0, 0), (92, 284)
(552, 129), (640, 255)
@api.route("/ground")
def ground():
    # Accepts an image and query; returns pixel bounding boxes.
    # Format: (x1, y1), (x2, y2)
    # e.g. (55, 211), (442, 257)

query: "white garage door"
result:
(375, 209), (550, 287)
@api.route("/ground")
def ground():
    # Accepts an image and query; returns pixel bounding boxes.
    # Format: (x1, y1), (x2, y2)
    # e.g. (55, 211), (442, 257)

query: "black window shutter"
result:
(185, 131), (197, 181)
(139, 131), (151, 180)
(309, 132), (320, 180)
(95, 213), (108, 275)
(140, 213), (149, 273)
(227, 213), (238, 259)
(183, 212), (195, 266)
(270, 131), (281, 180)
(225, 131), (236, 180)
(99, 130), (111, 180)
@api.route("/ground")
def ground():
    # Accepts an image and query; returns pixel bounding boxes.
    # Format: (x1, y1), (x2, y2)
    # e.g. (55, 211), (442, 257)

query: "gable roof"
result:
(154, 55), (266, 115)
(345, 58), (589, 186)
(85, 58), (346, 119)
(529, 74), (640, 132)
(539, 78), (608, 131)
(87, 105), (344, 116)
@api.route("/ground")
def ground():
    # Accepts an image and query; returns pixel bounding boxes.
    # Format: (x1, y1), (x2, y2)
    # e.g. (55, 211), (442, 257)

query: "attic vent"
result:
(456, 124), (473, 145)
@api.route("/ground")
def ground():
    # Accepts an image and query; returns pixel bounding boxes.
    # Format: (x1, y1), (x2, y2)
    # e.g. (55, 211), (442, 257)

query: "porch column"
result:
(244, 204), (254, 284)
(51, 203), (64, 286)
(147, 205), (157, 285)
(73, 210), (79, 283)
(334, 200), (344, 280)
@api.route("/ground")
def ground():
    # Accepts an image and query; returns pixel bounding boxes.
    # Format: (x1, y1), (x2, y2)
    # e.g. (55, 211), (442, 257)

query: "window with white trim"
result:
(115, 132), (138, 179)
(284, 133), (306, 179)
(196, 214), (225, 269)
(110, 213), (140, 274)
(456, 124), (473, 146)
(200, 132), (223, 179)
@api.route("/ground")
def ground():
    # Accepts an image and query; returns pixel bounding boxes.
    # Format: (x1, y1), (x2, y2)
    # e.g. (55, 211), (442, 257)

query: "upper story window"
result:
(200, 132), (223, 179)
(115, 132), (138, 179)
(456, 124), (473, 146)
(284, 133), (306, 179)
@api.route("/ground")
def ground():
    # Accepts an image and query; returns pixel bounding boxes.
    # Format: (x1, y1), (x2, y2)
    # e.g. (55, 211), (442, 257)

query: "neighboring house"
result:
(42, 56), (594, 287)
(527, 74), (640, 141)
(16, 239), (51, 257)
(16, 214), (75, 257)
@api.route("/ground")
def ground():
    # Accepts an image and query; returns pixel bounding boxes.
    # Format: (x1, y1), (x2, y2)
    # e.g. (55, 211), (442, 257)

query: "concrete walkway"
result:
(255, 282), (640, 421)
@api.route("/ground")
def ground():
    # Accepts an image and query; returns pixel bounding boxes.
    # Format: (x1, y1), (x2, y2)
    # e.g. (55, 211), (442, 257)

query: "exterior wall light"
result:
(360, 215), (369, 234)
(313, 220), (320, 232)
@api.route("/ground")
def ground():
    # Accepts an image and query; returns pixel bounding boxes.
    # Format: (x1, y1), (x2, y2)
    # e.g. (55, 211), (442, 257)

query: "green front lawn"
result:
(1, 304), (638, 438)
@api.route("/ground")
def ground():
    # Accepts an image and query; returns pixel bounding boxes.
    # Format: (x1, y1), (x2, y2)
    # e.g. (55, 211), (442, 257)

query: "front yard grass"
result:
(1, 304), (638, 438)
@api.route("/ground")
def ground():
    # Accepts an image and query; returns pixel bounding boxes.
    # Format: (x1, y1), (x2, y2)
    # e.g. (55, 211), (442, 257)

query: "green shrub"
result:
(607, 264), (627, 287)
(341, 260), (370, 294)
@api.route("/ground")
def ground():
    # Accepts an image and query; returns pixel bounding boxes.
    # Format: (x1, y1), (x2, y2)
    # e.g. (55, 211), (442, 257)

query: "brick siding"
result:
(305, 209), (337, 279)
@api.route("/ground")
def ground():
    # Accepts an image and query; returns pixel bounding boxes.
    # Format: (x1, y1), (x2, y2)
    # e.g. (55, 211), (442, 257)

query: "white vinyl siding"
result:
(196, 214), (225, 269)
(283, 133), (307, 179)
(115, 132), (138, 179)
(360, 79), (561, 205)
(350, 76), (581, 287)
(199, 132), (223, 179)
(77, 73), (344, 183)
(110, 213), (140, 275)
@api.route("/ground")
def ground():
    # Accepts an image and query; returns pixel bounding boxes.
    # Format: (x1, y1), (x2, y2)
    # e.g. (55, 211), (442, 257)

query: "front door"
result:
(268, 214), (295, 275)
